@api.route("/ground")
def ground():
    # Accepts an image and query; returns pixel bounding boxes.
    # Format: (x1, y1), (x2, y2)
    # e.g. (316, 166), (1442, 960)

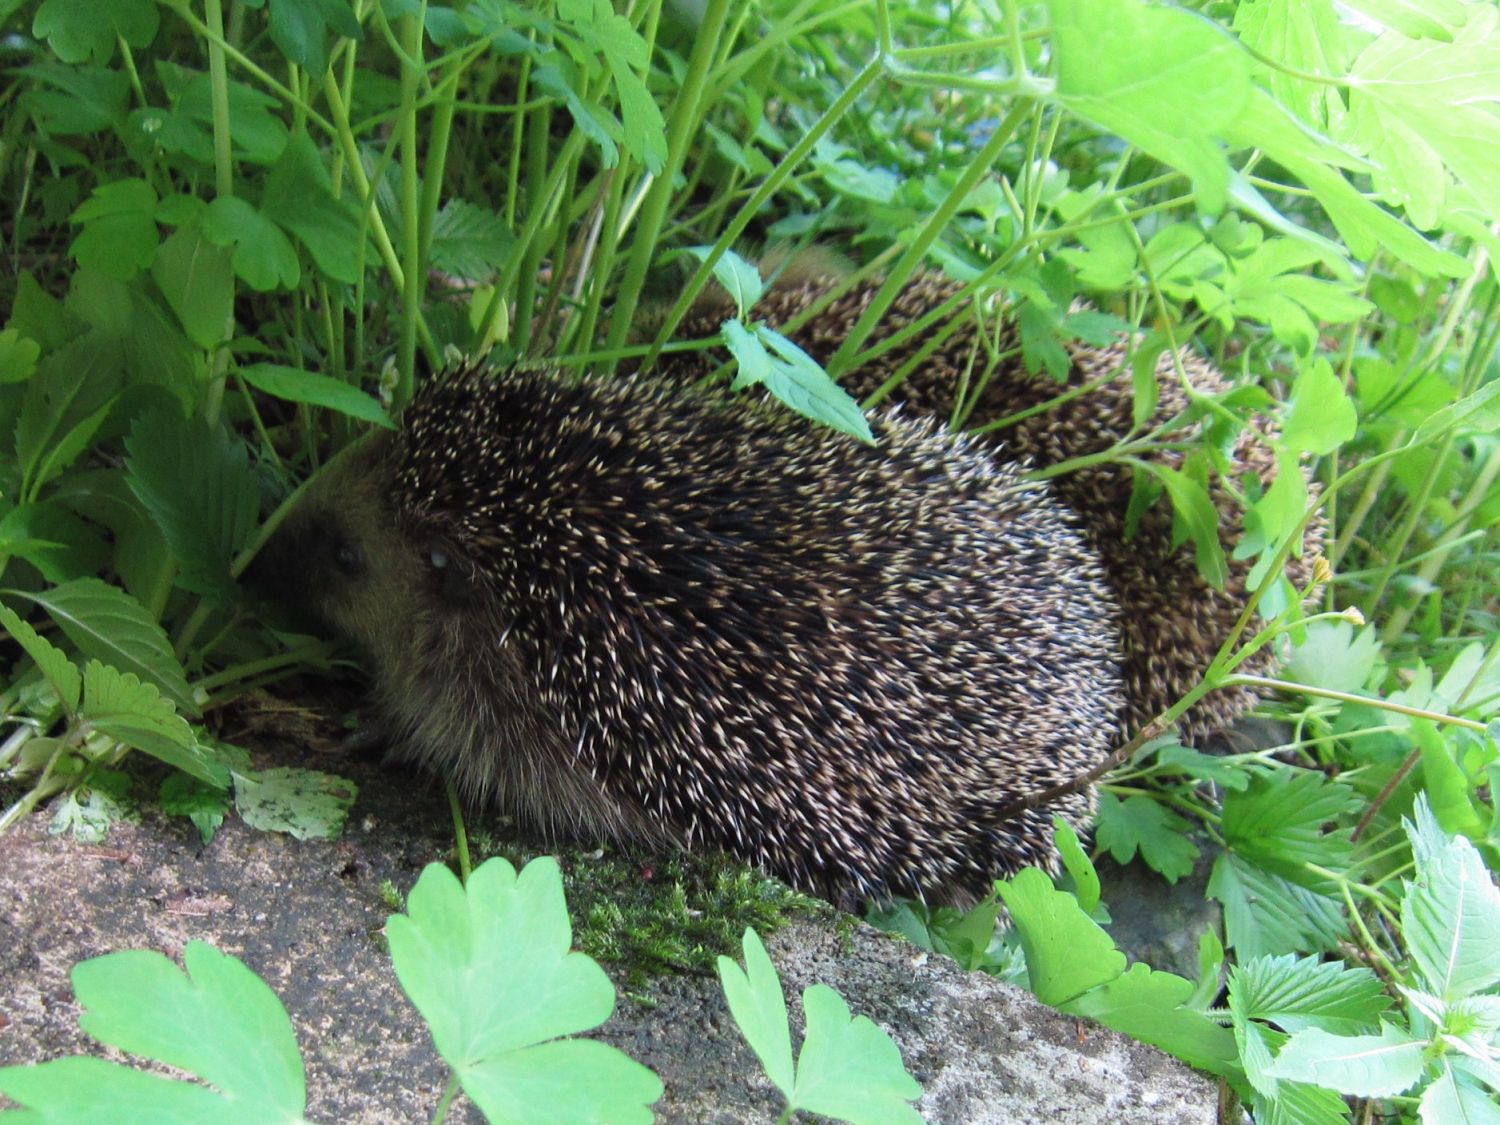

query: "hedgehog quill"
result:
(256, 368), (1125, 907)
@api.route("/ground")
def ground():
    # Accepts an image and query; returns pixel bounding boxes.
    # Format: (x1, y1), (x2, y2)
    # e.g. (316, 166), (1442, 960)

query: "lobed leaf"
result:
(1402, 797), (1500, 1000)
(1064, 962), (1242, 1078)
(791, 984), (923, 1125)
(995, 867), (1126, 1005)
(716, 928), (795, 1097)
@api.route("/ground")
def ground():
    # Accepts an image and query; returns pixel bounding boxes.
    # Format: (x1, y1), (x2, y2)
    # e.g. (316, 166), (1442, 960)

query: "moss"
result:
(461, 830), (827, 988)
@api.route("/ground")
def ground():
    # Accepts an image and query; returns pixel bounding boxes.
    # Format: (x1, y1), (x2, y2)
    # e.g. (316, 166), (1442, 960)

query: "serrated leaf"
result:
(49, 778), (135, 843)
(386, 857), (662, 1123)
(234, 767), (357, 840)
(717, 928), (795, 1097)
(995, 867), (1126, 1005)
(125, 406), (261, 602)
(689, 247), (764, 319)
(1251, 1076), (1352, 1125)
(1402, 797), (1500, 1001)
(11, 578), (196, 716)
(160, 772), (230, 844)
(723, 318), (772, 386)
(1209, 852), (1346, 960)
(81, 661), (227, 787)
(1230, 954), (1390, 1036)
(1420, 1062), (1500, 1125)
(261, 131), (366, 284)
(754, 326), (873, 443)
(429, 198), (514, 283)
(790, 984), (923, 1124)
(63, 942), (305, 1118)
(1268, 1024), (1425, 1097)
(0, 600), (81, 713)
(238, 364), (395, 428)
(1064, 962), (1242, 1078)
(1094, 792), (1200, 882)
(1222, 770), (1358, 878)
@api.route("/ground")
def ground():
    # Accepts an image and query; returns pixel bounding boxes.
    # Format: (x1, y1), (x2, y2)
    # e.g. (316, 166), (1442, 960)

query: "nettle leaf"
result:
(1209, 852), (1345, 960)
(429, 199), (514, 284)
(234, 768), (358, 840)
(70, 178), (159, 280)
(1230, 954), (1389, 1036)
(1402, 797), (1500, 1001)
(262, 131), (367, 284)
(995, 867), (1126, 1005)
(792, 985), (923, 1124)
(751, 326), (874, 444)
(1267, 1023), (1426, 1098)
(32, 0), (158, 64)
(1094, 792), (1200, 882)
(1048, 0), (1249, 211)
(1064, 963), (1242, 1078)
(1252, 1076), (1352, 1125)
(201, 197), (299, 291)
(1222, 769), (1358, 878)
(1347, 8), (1500, 230)
(12, 578), (196, 717)
(81, 661), (228, 788)
(0, 942), (306, 1123)
(386, 857), (663, 1123)
(266, 0), (362, 78)
(238, 364), (395, 428)
(689, 246), (765, 319)
(1283, 360), (1358, 455)
(125, 406), (261, 603)
(151, 220), (235, 349)
(717, 928), (795, 1096)
(0, 601), (82, 715)
(1419, 1062), (1500, 1125)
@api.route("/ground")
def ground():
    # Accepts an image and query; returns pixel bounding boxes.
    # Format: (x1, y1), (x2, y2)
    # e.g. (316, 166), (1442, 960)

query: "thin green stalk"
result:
(826, 100), (1030, 379)
(395, 10), (427, 406)
(447, 780), (472, 881)
(431, 1073), (462, 1125)
(606, 0), (735, 364)
(1226, 674), (1490, 735)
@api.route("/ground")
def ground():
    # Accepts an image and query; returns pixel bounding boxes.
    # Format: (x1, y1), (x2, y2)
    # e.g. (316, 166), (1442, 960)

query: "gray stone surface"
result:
(0, 746), (1218, 1123)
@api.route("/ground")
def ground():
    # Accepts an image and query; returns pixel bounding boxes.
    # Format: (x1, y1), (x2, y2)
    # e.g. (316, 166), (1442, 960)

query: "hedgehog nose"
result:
(242, 524), (322, 634)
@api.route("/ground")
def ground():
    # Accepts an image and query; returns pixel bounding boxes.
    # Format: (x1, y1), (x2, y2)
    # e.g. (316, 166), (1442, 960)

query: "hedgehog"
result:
(254, 367), (1126, 906)
(649, 256), (1322, 742)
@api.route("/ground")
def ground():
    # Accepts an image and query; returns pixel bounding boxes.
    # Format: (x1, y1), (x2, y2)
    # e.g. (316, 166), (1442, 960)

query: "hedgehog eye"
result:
(429, 547), (449, 571)
(332, 539), (363, 575)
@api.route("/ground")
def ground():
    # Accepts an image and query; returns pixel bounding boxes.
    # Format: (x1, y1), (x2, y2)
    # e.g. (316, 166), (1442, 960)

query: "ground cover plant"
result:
(0, 0), (1498, 1121)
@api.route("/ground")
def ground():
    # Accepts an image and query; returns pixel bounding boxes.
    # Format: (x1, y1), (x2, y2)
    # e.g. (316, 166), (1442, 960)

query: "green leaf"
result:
(69, 941), (304, 1117)
(689, 247), (765, 319)
(15, 330), (122, 501)
(201, 197), (300, 291)
(0, 600), (82, 714)
(1053, 815), (1101, 913)
(1284, 621), (1382, 695)
(1063, 963), (1242, 1078)
(1230, 954), (1390, 1036)
(792, 984), (923, 1124)
(1094, 792), (1200, 882)
(49, 771), (134, 843)
(70, 178), (159, 280)
(1222, 770), (1358, 879)
(1233, 0), (1345, 130)
(160, 772), (230, 844)
(1267, 1024), (1426, 1098)
(1209, 852), (1345, 960)
(1402, 797), (1500, 1001)
(1133, 462), (1228, 589)
(0, 1056), (236, 1122)
(1154, 743), (1252, 789)
(0, 327), (42, 384)
(429, 198), (514, 284)
(1411, 381), (1500, 447)
(11, 578), (196, 717)
(1347, 11), (1500, 230)
(1340, 0), (1467, 40)
(723, 318), (773, 385)
(386, 857), (662, 1123)
(1283, 360), (1358, 455)
(717, 928), (795, 1097)
(995, 867), (1126, 1005)
(234, 767), (358, 840)
(752, 326), (874, 444)
(1048, 0), (1249, 211)
(1420, 1061), (1500, 1125)
(266, 0), (362, 78)
(81, 661), (228, 787)
(238, 364), (395, 428)
(261, 131), (367, 284)
(125, 406), (261, 602)
(32, 0), (158, 64)
(555, 0), (667, 173)
(20, 62), (129, 134)
(151, 221), (235, 349)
